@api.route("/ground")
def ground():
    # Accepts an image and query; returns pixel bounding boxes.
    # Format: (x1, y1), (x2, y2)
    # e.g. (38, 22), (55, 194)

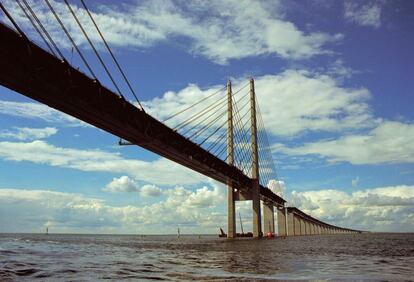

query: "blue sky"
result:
(0, 0), (413, 234)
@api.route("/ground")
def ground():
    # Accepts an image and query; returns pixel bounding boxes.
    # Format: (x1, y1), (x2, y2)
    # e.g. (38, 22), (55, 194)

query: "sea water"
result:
(0, 233), (413, 281)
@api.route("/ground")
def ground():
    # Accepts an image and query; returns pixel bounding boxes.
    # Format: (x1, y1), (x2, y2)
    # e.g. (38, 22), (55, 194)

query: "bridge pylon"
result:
(226, 80), (236, 238)
(249, 78), (262, 238)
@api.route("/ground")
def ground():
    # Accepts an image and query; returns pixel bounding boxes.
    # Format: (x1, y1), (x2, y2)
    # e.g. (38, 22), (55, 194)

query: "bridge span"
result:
(0, 14), (360, 237)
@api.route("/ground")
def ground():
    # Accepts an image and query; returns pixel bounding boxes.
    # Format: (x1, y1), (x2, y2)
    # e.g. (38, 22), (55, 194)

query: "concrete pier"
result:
(250, 79), (261, 238)
(300, 218), (306, 235)
(277, 207), (286, 236)
(294, 215), (301, 235)
(287, 211), (294, 236)
(226, 80), (236, 238)
(263, 202), (275, 234)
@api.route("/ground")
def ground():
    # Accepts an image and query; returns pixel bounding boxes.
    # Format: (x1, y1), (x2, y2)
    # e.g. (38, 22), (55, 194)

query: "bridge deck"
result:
(0, 23), (285, 206)
(287, 207), (359, 232)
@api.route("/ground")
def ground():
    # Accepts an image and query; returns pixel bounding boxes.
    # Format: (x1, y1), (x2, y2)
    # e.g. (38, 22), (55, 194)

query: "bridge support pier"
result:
(252, 180), (262, 237)
(277, 207), (286, 236)
(263, 202), (274, 235)
(286, 210), (294, 236)
(300, 218), (305, 235)
(226, 80), (236, 238)
(250, 79), (262, 238)
(294, 215), (301, 235)
(227, 186), (236, 238)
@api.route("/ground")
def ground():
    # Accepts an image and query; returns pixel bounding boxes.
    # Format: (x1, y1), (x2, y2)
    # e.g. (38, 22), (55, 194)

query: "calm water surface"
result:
(0, 233), (413, 281)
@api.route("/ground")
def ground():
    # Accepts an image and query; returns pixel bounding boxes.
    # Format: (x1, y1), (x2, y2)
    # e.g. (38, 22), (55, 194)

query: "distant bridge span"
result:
(0, 21), (360, 237)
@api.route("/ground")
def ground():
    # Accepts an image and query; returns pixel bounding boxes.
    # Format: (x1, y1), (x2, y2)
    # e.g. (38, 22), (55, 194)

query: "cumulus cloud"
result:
(267, 179), (285, 197)
(140, 185), (163, 198)
(143, 83), (228, 128)
(103, 176), (163, 197)
(274, 121), (414, 165)
(0, 100), (84, 126)
(103, 176), (140, 193)
(145, 70), (373, 137)
(344, 1), (382, 28)
(0, 183), (226, 234)
(0, 127), (57, 140)
(288, 185), (414, 232)
(1, 183), (412, 233)
(0, 140), (206, 185)
(1, 0), (342, 64)
(0, 188), (115, 233)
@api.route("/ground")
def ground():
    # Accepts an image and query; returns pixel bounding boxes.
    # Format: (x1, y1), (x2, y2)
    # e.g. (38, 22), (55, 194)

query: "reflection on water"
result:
(0, 233), (413, 281)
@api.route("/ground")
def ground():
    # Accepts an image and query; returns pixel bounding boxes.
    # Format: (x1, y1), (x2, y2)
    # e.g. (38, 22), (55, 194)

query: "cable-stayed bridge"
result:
(0, 1), (360, 237)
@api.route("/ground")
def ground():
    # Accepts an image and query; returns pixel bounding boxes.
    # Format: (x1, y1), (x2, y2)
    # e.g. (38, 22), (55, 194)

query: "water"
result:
(0, 233), (413, 281)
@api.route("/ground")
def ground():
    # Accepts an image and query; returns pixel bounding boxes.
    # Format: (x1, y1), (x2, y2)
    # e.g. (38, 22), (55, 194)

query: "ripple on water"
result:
(0, 233), (413, 280)
(13, 268), (39, 276)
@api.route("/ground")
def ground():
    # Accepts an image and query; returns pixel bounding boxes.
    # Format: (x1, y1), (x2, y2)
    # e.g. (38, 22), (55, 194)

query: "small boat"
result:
(218, 213), (254, 237)
(237, 232), (253, 237)
(219, 228), (227, 237)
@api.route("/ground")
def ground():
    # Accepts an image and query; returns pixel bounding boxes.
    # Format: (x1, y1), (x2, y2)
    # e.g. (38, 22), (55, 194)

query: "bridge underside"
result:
(0, 22), (363, 236)
(0, 22), (284, 206)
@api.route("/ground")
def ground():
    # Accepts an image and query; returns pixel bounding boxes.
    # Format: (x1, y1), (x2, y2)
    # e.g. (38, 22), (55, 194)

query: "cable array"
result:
(161, 79), (279, 187)
(256, 97), (279, 187)
(0, 0), (144, 109)
(163, 85), (228, 159)
(231, 86), (253, 177)
(1, 1), (280, 189)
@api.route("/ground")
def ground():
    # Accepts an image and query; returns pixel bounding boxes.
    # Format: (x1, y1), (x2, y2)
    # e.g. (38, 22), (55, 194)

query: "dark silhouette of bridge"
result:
(0, 2), (360, 237)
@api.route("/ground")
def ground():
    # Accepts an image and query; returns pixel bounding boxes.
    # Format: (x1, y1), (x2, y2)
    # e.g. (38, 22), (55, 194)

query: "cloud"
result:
(0, 183), (226, 234)
(267, 179), (285, 197)
(1, 183), (412, 233)
(143, 83), (228, 127)
(344, 1), (382, 28)
(140, 184), (163, 197)
(274, 121), (414, 165)
(0, 100), (84, 126)
(145, 70), (374, 137)
(103, 176), (140, 193)
(2, 0), (342, 64)
(103, 176), (162, 197)
(287, 185), (414, 232)
(0, 127), (57, 140)
(0, 140), (206, 186)
(0, 188), (115, 233)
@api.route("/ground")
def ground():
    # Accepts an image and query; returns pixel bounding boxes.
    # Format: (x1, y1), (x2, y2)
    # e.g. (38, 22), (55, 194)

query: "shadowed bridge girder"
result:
(0, 22), (285, 206)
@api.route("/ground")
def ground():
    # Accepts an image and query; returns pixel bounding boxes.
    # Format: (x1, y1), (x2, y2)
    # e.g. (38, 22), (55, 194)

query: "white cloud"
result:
(275, 121), (414, 165)
(0, 188), (115, 233)
(2, 0), (342, 64)
(103, 176), (163, 197)
(140, 184), (162, 197)
(0, 99), (84, 126)
(143, 83), (228, 126)
(103, 176), (139, 193)
(267, 179), (285, 197)
(344, 1), (382, 28)
(0, 127), (57, 140)
(1, 183), (412, 233)
(0, 183), (226, 234)
(0, 140), (206, 186)
(146, 70), (374, 137)
(287, 185), (414, 232)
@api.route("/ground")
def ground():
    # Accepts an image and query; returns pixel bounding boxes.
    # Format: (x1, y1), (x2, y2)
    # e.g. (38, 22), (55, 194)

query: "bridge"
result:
(0, 1), (360, 237)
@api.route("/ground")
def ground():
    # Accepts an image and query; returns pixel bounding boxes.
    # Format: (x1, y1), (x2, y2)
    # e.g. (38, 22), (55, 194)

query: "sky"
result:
(0, 0), (413, 234)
